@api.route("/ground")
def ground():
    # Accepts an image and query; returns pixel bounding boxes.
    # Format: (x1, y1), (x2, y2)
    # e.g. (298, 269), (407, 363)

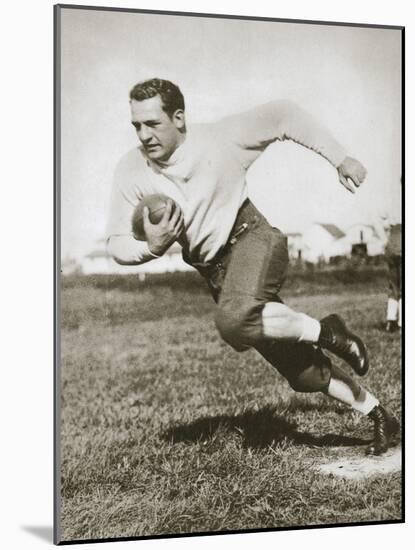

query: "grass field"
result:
(59, 272), (402, 542)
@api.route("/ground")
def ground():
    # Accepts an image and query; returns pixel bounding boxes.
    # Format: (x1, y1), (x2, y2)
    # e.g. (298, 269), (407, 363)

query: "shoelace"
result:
(373, 411), (387, 441)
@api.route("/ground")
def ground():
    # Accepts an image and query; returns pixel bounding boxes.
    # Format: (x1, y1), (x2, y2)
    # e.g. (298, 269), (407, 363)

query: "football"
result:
(132, 194), (174, 240)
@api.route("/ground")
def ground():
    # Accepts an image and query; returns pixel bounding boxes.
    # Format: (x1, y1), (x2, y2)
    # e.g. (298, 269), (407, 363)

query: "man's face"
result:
(130, 95), (185, 162)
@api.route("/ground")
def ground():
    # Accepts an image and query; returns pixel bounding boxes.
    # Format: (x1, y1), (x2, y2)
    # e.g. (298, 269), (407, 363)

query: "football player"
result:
(107, 78), (399, 455)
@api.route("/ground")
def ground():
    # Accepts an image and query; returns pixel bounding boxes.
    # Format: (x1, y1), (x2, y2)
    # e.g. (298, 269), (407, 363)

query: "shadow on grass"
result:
(162, 406), (369, 449)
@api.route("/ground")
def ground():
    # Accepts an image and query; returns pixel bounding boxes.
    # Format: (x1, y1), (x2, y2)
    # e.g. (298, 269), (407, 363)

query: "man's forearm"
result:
(107, 235), (159, 265)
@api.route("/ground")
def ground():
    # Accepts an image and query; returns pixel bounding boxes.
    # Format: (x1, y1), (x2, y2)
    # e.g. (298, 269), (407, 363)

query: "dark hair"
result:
(129, 78), (185, 117)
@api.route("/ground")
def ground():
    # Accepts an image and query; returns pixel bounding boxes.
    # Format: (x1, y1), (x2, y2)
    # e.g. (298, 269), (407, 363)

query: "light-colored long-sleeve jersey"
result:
(107, 100), (347, 265)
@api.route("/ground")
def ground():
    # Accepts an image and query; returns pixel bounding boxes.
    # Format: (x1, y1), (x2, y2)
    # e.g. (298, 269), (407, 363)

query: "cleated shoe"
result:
(385, 320), (399, 333)
(366, 405), (400, 456)
(319, 314), (369, 376)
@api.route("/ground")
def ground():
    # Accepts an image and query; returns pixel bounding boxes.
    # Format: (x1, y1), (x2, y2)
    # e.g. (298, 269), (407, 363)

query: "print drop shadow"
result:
(161, 405), (369, 449)
(21, 525), (53, 543)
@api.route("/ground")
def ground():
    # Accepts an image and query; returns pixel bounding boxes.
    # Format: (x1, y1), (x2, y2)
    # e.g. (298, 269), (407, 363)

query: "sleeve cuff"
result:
(327, 146), (348, 169)
(144, 242), (161, 258)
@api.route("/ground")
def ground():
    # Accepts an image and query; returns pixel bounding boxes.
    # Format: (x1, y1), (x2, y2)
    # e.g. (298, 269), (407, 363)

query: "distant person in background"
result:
(374, 178), (402, 332)
(107, 78), (399, 455)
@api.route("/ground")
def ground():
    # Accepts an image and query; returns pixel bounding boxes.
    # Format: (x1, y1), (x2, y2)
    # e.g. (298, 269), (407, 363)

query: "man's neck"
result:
(155, 131), (187, 167)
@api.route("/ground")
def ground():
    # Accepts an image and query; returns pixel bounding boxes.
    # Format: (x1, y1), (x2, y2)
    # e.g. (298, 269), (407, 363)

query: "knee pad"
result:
(215, 296), (264, 352)
(287, 348), (332, 393)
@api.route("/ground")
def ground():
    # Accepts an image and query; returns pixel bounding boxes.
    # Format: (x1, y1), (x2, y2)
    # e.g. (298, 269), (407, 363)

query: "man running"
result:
(107, 78), (399, 455)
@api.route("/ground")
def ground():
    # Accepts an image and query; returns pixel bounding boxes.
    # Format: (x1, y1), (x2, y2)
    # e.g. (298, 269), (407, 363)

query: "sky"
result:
(60, 7), (402, 259)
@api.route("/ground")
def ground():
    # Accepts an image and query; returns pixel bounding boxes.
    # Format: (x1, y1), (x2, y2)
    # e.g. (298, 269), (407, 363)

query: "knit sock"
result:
(326, 378), (379, 415)
(323, 364), (379, 415)
(398, 298), (402, 328)
(387, 298), (399, 321)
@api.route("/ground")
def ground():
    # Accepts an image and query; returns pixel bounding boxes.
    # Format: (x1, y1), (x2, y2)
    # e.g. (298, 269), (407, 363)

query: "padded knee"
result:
(215, 296), (264, 352)
(287, 349), (332, 393)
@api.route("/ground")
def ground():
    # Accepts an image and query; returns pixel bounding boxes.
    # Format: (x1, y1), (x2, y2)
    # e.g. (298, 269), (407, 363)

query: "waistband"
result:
(184, 199), (265, 270)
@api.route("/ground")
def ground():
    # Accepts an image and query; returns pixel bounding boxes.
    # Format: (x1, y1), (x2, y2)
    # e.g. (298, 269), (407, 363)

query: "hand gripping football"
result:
(132, 194), (173, 240)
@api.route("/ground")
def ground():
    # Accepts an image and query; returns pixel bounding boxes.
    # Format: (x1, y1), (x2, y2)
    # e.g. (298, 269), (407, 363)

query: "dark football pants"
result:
(189, 200), (331, 393)
(386, 254), (401, 300)
(385, 225), (402, 300)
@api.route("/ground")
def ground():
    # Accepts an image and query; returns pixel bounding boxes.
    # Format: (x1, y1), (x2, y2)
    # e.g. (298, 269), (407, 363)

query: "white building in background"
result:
(61, 256), (81, 275)
(301, 223), (348, 263)
(61, 256), (82, 275)
(80, 241), (194, 276)
(72, 221), (386, 276)
(289, 222), (384, 264)
(343, 224), (384, 256)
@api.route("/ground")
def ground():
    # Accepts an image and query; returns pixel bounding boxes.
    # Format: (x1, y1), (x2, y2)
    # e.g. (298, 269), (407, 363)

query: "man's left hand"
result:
(337, 156), (367, 194)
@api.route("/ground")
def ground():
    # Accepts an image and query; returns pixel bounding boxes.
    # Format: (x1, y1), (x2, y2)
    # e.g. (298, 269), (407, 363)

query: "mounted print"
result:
(55, 4), (404, 545)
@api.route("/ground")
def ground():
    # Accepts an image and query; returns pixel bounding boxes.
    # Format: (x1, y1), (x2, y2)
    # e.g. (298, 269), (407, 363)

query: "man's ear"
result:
(172, 109), (186, 130)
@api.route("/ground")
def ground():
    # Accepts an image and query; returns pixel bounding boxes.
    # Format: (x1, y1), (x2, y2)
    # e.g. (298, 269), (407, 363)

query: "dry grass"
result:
(59, 275), (402, 542)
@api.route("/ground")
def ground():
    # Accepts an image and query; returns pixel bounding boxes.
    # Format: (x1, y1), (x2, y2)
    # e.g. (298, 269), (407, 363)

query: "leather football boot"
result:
(366, 405), (400, 456)
(319, 314), (369, 376)
(385, 320), (399, 333)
